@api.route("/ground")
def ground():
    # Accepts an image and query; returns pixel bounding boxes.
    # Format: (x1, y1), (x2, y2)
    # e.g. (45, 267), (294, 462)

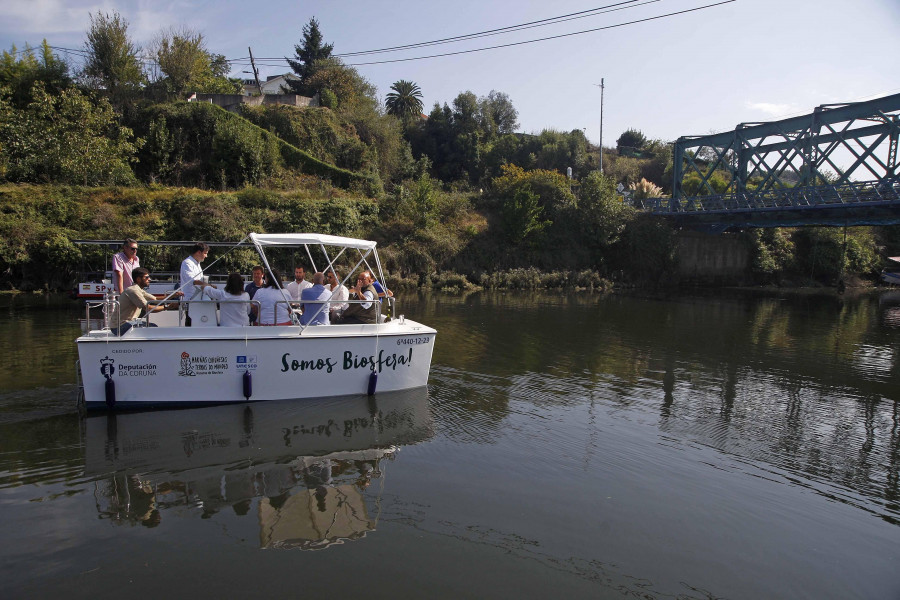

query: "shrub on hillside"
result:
(0, 85), (138, 186)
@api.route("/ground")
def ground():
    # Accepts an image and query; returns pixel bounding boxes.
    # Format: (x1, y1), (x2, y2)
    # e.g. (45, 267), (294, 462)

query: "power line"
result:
(244, 0), (663, 62)
(336, 0), (647, 57)
(343, 1), (736, 67)
(231, 0), (731, 70)
(22, 1), (734, 74)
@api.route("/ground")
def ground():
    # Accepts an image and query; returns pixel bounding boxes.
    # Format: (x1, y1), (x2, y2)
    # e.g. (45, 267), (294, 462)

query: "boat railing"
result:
(82, 295), (119, 333)
(294, 295), (395, 331)
(83, 294), (395, 332)
(146, 299), (261, 327)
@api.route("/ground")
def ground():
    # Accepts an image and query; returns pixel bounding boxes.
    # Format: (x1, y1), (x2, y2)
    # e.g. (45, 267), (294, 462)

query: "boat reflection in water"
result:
(84, 388), (433, 549)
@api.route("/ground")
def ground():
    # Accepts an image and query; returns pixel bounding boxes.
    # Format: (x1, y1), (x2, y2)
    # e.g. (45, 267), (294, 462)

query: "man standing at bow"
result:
(179, 242), (210, 327)
(112, 238), (140, 293)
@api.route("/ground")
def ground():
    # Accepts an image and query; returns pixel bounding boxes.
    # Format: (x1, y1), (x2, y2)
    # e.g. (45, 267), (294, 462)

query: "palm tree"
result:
(385, 80), (424, 120)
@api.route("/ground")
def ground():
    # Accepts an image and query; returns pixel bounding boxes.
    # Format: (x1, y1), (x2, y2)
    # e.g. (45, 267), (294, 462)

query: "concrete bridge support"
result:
(676, 231), (749, 285)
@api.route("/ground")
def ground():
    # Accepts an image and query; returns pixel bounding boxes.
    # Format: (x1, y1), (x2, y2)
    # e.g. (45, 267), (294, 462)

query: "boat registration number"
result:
(397, 336), (430, 346)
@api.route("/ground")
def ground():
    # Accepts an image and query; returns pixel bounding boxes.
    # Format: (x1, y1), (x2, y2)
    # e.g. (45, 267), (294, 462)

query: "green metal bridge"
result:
(639, 92), (900, 230)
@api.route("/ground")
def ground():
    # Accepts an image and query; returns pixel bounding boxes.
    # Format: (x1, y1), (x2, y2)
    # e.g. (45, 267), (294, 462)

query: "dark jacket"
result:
(340, 283), (378, 324)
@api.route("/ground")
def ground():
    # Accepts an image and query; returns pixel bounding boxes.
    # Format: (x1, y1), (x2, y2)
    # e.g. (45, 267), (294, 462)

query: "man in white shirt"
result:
(179, 242), (210, 326)
(286, 266), (312, 301)
(326, 269), (349, 319)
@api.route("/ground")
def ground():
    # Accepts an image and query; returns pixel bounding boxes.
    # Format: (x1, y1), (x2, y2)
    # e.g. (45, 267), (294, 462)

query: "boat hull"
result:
(77, 321), (436, 409)
(881, 271), (900, 285)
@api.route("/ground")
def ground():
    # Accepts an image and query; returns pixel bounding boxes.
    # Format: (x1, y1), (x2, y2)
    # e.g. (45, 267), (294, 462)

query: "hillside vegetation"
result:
(0, 18), (894, 292)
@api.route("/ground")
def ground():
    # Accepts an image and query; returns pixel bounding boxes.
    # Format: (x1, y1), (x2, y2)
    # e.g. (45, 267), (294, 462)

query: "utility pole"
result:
(248, 47), (262, 94)
(596, 78), (605, 174)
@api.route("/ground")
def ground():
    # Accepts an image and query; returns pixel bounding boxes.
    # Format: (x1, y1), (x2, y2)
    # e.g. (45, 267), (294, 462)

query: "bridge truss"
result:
(645, 93), (900, 228)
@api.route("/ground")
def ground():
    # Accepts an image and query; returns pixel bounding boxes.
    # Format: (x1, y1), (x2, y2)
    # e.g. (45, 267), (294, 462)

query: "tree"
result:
(285, 18), (334, 96)
(452, 91), (479, 135)
(0, 41), (70, 108)
(81, 11), (144, 103)
(480, 90), (518, 136)
(0, 84), (139, 185)
(407, 88), (523, 183)
(492, 164), (575, 218)
(151, 27), (240, 97)
(193, 53), (242, 94)
(303, 57), (376, 109)
(502, 185), (550, 243)
(578, 171), (634, 254)
(616, 128), (647, 155)
(152, 27), (205, 97)
(385, 80), (424, 121)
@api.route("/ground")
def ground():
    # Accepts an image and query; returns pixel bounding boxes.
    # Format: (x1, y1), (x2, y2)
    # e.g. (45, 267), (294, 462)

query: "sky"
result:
(1, 0), (898, 148)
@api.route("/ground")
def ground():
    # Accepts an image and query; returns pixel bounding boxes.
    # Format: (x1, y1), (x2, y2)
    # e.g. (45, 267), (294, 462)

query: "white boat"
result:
(76, 233), (437, 410)
(882, 256), (900, 285)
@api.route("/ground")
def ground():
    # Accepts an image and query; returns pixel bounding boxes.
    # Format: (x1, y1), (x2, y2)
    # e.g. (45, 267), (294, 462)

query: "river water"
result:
(0, 290), (898, 599)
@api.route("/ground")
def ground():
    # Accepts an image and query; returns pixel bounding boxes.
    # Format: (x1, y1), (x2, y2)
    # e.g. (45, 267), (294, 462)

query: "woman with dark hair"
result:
(203, 273), (252, 327)
(252, 269), (293, 326)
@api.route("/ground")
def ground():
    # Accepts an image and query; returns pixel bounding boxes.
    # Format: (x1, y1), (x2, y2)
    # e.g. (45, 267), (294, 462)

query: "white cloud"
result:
(0, 0), (102, 35)
(0, 1), (192, 44)
(744, 101), (801, 119)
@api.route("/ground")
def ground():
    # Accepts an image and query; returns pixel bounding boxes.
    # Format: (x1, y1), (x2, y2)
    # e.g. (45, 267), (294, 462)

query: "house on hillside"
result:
(241, 73), (302, 96)
(190, 73), (316, 112)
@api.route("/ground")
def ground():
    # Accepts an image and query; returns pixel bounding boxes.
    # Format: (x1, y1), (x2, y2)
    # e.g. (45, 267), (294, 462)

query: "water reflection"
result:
(415, 290), (900, 525)
(0, 294), (82, 396)
(85, 389), (433, 549)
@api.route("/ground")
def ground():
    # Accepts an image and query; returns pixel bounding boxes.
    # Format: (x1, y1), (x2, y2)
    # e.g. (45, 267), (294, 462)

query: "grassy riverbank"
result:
(0, 182), (895, 292)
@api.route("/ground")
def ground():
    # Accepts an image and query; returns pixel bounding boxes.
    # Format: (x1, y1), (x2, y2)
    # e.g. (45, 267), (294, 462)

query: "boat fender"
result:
(367, 371), (378, 396)
(105, 377), (116, 408)
(243, 370), (252, 400)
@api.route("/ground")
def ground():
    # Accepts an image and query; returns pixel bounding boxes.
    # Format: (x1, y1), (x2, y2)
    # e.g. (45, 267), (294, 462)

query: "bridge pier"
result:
(675, 231), (749, 285)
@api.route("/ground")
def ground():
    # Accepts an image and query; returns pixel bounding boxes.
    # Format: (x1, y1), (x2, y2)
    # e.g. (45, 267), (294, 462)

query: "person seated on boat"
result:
(326, 269), (349, 320)
(299, 272), (331, 326)
(371, 276), (394, 318)
(286, 265), (312, 302)
(245, 265), (265, 324)
(110, 267), (183, 335)
(332, 271), (378, 325)
(179, 242), (210, 327)
(372, 278), (393, 301)
(253, 268), (294, 326)
(112, 238), (139, 293)
(203, 273), (252, 327)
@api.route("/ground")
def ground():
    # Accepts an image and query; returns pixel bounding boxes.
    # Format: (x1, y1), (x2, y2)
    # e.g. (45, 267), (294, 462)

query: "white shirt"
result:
(286, 279), (312, 301)
(203, 287), (251, 327)
(254, 286), (293, 325)
(359, 289), (375, 310)
(329, 284), (349, 313)
(179, 255), (204, 318)
(179, 255), (204, 300)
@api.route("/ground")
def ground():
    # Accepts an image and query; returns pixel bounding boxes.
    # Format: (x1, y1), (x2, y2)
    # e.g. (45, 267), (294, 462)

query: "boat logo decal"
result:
(236, 355), (258, 371)
(101, 355), (157, 378)
(178, 352), (195, 377)
(178, 351), (228, 377)
(100, 356), (115, 379)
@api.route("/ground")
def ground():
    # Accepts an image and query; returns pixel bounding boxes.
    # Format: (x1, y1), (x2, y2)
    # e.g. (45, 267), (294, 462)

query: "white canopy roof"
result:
(249, 233), (377, 250)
